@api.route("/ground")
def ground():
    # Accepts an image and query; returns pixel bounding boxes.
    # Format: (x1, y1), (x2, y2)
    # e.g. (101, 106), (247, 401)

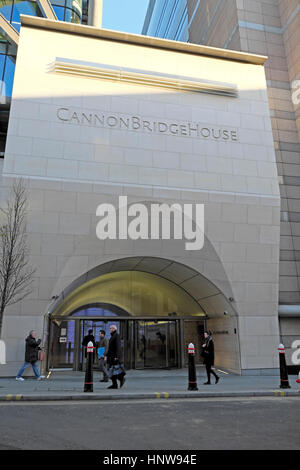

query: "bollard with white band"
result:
(188, 342), (198, 391)
(278, 344), (291, 389)
(84, 341), (94, 393)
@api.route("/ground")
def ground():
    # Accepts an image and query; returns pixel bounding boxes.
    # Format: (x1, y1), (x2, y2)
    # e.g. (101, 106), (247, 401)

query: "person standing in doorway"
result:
(97, 329), (109, 382)
(105, 324), (125, 389)
(82, 328), (96, 370)
(201, 331), (219, 385)
(16, 330), (45, 381)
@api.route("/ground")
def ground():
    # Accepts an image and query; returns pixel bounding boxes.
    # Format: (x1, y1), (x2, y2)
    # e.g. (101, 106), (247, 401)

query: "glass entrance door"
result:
(135, 320), (179, 369)
(49, 320), (76, 369)
(49, 318), (180, 371)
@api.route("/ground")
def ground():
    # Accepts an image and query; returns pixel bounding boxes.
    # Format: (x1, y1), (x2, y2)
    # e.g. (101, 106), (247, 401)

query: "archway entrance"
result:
(47, 257), (240, 372)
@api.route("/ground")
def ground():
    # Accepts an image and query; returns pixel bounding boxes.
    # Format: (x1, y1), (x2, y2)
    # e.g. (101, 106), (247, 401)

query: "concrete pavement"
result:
(0, 366), (299, 401)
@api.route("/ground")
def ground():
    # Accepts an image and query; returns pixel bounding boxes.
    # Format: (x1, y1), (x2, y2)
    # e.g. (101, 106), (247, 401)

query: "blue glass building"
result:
(0, 0), (84, 151)
(142, 0), (189, 42)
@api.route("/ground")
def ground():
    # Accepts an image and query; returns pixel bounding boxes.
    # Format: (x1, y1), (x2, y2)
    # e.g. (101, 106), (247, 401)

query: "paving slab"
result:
(0, 367), (299, 401)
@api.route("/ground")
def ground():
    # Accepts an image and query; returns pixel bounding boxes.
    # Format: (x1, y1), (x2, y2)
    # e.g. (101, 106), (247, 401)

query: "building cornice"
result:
(51, 57), (238, 97)
(20, 15), (267, 66)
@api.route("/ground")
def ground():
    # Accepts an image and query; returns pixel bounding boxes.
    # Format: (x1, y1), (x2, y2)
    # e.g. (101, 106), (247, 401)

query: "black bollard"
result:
(84, 341), (94, 393)
(188, 343), (198, 391)
(278, 344), (291, 389)
(296, 372), (300, 393)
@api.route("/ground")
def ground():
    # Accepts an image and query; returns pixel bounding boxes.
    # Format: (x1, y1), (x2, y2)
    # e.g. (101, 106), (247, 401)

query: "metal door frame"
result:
(134, 319), (180, 369)
(48, 315), (206, 371)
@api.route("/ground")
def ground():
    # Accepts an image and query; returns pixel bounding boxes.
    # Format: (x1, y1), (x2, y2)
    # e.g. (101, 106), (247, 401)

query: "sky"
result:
(102, 0), (150, 35)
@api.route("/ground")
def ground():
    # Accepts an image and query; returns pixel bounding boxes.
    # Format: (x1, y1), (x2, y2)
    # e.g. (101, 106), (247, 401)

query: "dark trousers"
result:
(205, 363), (218, 383)
(108, 360), (118, 387)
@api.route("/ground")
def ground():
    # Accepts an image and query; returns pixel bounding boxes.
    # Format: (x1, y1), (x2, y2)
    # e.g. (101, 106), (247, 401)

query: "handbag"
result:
(108, 363), (126, 379)
(38, 350), (45, 361)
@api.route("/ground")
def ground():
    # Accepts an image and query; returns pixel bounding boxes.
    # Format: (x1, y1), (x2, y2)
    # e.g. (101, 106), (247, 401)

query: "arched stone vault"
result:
(49, 256), (238, 319)
(49, 256), (241, 373)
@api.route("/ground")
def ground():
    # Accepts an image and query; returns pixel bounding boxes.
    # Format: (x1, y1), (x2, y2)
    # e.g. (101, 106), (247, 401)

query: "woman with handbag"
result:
(201, 331), (219, 385)
(105, 325), (126, 389)
(16, 330), (45, 381)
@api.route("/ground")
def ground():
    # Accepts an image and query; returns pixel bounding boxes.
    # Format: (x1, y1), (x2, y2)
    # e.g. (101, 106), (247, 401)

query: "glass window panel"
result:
(0, 1), (13, 7)
(0, 41), (7, 55)
(3, 54), (15, 98)
(71, 305), (123, 317)
(31, 0), (43, 15)
(11, 21), (20, 32)
(11, 0), (43, 24)
(135, 320), (179, 369)
(0, 0), (13, 22)
(160, 0), (179, 37)
(65, 7), (80, 23)
(0, 34), (17, 54)
(65, 0), (82, 10)
(72, 10), (81, 23)
(6, 41), (17, 55)
(72, 4), (81, 17)
(50, 320), (75, 368)
(51, 0), (66, 8)
(64, 7), (72, 22)
(52, 5), (65, 20)
(175, 13), (188, 42)
(147, 0), (188, 40)
(0, 54), (6, 92)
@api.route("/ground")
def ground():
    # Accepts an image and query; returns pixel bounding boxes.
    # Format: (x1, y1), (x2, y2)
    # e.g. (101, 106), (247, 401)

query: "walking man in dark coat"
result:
(105, 324), (125, 389)
(16, 330), (45, 381)
(202, 331), (219, 385)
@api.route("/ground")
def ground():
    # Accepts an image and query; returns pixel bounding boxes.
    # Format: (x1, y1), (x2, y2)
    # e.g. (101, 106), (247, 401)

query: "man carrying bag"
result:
(96, 330), (109, 382)
(105, 325), (126, 389)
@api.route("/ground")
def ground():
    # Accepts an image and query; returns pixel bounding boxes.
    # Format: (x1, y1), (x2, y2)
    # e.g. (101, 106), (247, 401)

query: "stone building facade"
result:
(0, 15), (280, 375)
